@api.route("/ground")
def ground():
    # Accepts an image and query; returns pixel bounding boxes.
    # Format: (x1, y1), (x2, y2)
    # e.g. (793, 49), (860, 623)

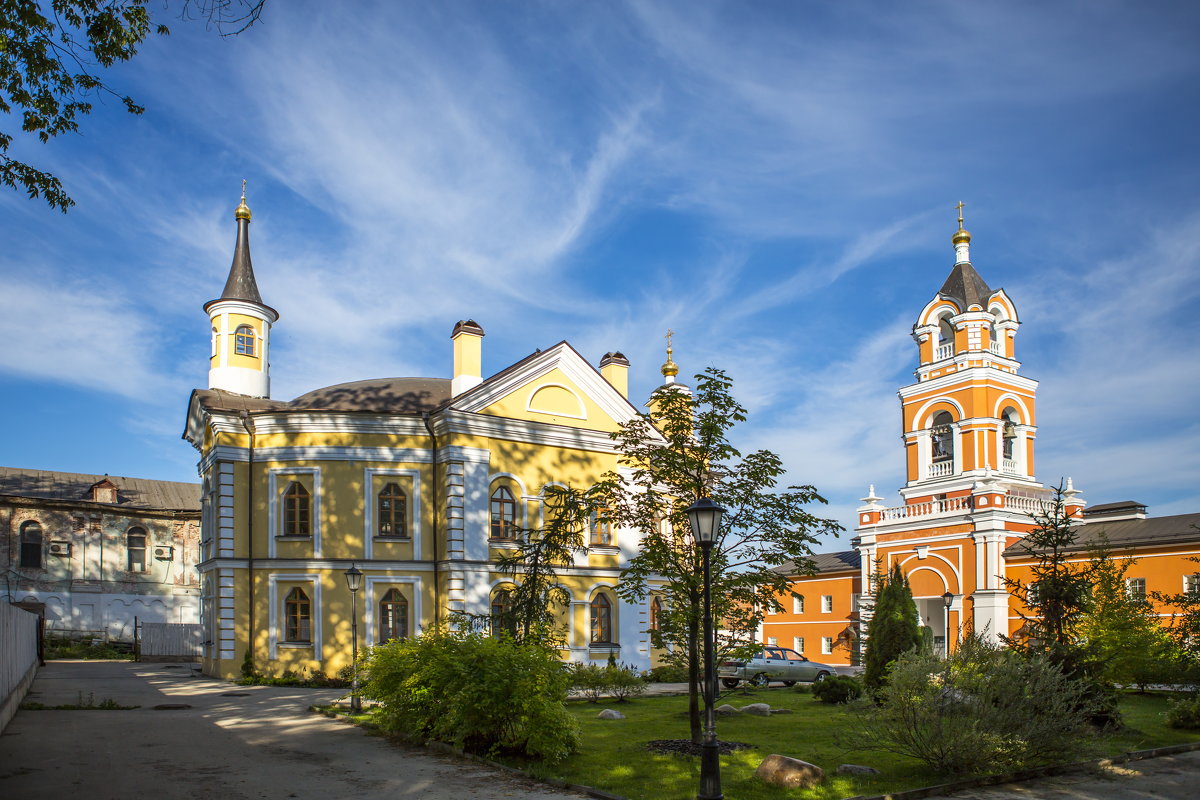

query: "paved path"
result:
(920, 751), (1200, 800)
(0, 660), (587, 800)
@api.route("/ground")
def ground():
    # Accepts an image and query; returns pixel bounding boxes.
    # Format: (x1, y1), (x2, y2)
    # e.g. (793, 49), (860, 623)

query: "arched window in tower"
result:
(988, 306), (1006, 355)
(490, 588), (516, 638)
(931, 411), (954, 472)
(379, 588), (409, 641)
(19, 521), (43, 569)
(591, 593), (613, 643)
(284, 587), (311, 642)
(1001, 407), (1019, 467)
(937, 315), (955, 360)
(377, 483), (407, 538)
(649, 595), (663, 632)
(127, 527), (147, 572)
(282, 482), (311, 537)
(490, 486), (517, 540)
(234, 324), (256, 356)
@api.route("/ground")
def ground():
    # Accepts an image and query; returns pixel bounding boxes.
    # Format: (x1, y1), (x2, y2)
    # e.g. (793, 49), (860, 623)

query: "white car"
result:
(718, 646), (836, 688)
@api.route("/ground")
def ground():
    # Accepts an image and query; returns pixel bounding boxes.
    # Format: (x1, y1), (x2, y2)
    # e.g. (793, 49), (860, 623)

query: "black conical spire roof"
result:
(205, 190), (277, 319)
(938, 261), (993, 310)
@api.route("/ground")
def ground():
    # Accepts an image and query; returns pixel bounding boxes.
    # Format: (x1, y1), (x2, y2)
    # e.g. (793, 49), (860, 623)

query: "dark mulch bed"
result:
(646, 739), (754, 757)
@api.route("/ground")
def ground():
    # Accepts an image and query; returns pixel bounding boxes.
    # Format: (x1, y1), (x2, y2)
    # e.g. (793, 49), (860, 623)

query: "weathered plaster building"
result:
(1, 468), (202, 640)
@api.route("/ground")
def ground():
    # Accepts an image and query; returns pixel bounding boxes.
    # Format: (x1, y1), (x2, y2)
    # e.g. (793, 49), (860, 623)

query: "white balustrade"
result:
(1001, 458), (1018, 474)
(928, 460), (953, 478)
(935, 343), (954, 360)
(989, 341), (1004, 355)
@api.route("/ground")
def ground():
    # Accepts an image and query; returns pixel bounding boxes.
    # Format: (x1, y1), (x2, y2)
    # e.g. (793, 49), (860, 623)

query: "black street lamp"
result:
(941, 591), (954, 657)
(344, 564), (363, 713)
(686, 496), (726, 800)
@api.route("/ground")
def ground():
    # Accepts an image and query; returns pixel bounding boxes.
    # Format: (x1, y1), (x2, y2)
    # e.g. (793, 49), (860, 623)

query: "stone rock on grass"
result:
(837, 763), (880, 775)
(741, 703), (772, 716)
(715, 704), (739, 715)
(597, 709), (625, 720)
(755, 754), (825, 788)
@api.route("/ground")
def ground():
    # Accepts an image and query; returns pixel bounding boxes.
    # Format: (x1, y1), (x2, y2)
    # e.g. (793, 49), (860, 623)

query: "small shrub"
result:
(848, 634), (1099, 775)
(1166, 693), (1200, 730)
(791, 682), (812, 694)
(642, 664), (689, 683)
(362, 626), (578, 762)
(811, 675), (862, 704)
(606, 663), (647, 702)
(569, 663), (607, 703)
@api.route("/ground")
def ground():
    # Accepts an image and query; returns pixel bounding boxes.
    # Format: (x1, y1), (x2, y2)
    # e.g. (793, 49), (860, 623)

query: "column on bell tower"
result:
(204, 184), (279, 399)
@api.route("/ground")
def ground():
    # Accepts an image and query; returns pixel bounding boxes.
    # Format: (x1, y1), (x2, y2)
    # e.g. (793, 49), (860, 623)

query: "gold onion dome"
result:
(661, 347), (679, 378)
(235, 180), (252, 220)
(952, 226), (971, 245)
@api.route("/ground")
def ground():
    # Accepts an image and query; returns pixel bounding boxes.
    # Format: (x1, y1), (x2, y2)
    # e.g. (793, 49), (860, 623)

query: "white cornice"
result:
(900, 367), (1038, 398)
(438, 410), (623, 453)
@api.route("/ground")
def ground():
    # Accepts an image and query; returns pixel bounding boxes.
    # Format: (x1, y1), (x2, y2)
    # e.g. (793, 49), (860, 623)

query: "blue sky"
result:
(2, 0), (1198, 546)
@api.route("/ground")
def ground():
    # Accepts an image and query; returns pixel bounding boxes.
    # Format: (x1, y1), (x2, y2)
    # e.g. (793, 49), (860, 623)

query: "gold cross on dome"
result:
(665, 328), (675, 352)
(241, 179), (247, 200)
(955, 200), (965, 228)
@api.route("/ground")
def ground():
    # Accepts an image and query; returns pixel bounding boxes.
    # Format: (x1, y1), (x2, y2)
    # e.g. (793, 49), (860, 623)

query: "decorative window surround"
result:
(364, 575), (423, 646)
(363, 467), (422, 560)
(268, 467), (322, 557)
(268, 573), (322, 660)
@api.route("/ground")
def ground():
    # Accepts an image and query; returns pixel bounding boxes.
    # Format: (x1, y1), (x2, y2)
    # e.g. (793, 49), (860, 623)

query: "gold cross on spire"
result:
(955, 200), (965, 229)
(241, 179), (247, 200)
(665, 328), (674, 353)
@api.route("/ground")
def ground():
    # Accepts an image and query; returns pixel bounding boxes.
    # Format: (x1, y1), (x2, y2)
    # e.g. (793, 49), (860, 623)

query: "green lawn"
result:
(498, 687), (1200, 800)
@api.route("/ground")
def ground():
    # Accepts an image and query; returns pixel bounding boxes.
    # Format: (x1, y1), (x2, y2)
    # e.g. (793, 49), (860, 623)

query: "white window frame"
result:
(793, 636), (804, 653)
(792, 595), (804, 614)
(821, 595), (833, 614)
(268, 467), (322, 557)
(821, 637), (833, 655)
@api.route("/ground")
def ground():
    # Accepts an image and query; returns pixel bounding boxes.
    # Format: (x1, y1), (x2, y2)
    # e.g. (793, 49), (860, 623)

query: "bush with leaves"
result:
(849, 635), (1099, 775)
(361, 626), (578, 761)
(811, 675), (862, 704)
(1166, 693), (1200, 730)
(642, 664), (689, 683)
(569, 662), (647, 702)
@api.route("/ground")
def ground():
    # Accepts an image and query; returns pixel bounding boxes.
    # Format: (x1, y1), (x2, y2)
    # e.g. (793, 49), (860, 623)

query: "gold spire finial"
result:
(661, 328), (679, 378)
(952, 200), (970, 245)
(235, 179), (252, 221)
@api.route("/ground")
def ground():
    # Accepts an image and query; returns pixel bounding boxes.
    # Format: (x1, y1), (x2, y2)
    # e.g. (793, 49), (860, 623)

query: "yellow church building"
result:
(765, 211), (1200, 663)
(185, 192), (665, 679)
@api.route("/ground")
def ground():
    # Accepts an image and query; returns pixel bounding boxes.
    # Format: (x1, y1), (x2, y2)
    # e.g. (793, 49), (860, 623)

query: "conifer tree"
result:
(862, 563), (922, 694)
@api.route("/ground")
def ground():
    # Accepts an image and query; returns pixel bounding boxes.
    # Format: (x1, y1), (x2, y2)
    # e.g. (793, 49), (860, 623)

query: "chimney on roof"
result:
(451, 320), (485, 396)
(599, 352), (629, 398)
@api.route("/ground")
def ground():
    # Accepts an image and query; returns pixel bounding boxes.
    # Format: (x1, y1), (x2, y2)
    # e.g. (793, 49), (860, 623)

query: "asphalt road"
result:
(0, 660), (588, 800)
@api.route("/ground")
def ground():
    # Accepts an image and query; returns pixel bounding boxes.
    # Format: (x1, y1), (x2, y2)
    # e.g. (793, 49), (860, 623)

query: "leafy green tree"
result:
(862, 563), (922, 694)
(596, 368), (840, 744)
(1080, 544), (1177, 689)
(0, 0), (266, 211)
(1152, 552), (1200, 688)
(1003, 485), (1119, 726)
(490, 484), (594, 645)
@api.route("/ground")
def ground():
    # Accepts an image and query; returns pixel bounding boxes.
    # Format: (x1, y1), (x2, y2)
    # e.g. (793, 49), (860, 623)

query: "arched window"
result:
(379, 589), (409, 641)
(931, 411), (954, 463)
(1001, 408), (1018, 461)
(649, 595), (663, 632)
(590, 593), (613, 643)
(211, 327), (218, 358)
(377, 483), (408, 538)
(937, 315), (955, 358)
(490, 486), (517, 540)
(491, 588), (516, 638)
(234, 324), (256, 356)
(590, 507), (613, 546)
(19, 521), (43, 569)
(284, 587), (311, 642)
(283, 482), (310, 537)
(127, 527), (147, 573)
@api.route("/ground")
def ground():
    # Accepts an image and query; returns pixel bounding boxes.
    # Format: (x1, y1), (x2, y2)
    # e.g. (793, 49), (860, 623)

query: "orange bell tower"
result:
(854, 205), (1084, 648)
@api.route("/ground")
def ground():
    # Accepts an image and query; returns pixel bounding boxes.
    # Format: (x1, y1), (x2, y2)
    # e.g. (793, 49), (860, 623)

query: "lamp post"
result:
(686, 496), (726, 800)
(344, 564), (363, 713)
(941, 591), (954, 657)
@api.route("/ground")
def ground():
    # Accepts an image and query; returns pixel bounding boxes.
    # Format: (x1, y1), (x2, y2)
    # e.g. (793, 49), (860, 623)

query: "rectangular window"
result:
(793, 636), (804, 653)
(767, 637), (778, 646)
(590, 507), (613, 546)
(1186, 574), (1200, 597)
(821, 595), (833, 613)
(792, 595), (804, 614)
(821, 637), (833, 655)
(1125, 577), (1146, 602)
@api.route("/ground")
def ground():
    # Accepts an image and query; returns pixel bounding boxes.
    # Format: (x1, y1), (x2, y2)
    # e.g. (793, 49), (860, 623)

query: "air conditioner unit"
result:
(153, 545), (174, 560)
(49, 541), (72, 557)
